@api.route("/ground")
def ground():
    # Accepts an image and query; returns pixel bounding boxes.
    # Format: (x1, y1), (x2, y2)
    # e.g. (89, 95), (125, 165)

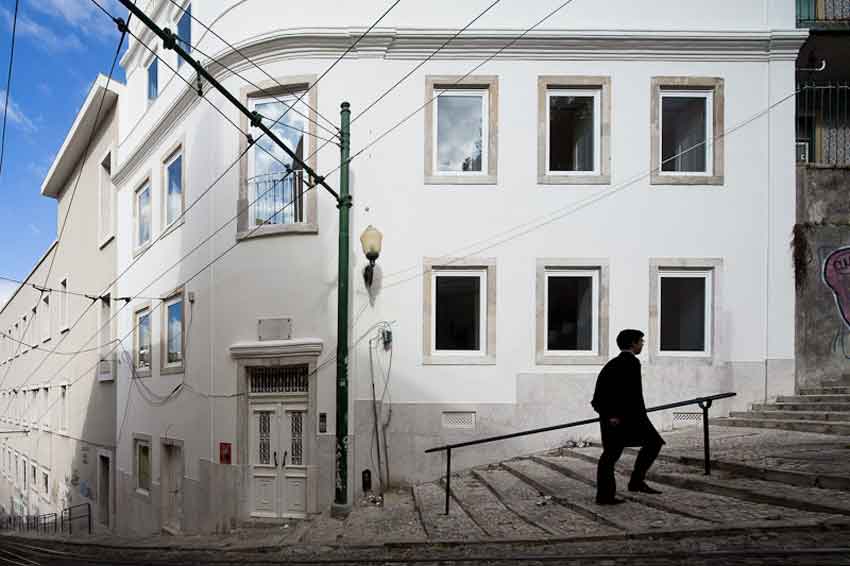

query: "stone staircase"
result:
(712, 382), (850, 435)
(393, 444), (850, 544)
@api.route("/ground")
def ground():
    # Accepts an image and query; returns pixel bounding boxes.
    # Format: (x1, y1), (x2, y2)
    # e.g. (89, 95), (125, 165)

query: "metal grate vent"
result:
(672, 412), (703, 429)
(442, 411), (476, 430)
(248, 365), (308, 393)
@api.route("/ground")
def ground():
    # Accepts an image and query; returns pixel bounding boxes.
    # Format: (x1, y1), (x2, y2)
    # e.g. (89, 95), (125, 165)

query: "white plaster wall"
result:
(109, 0), (803, 515)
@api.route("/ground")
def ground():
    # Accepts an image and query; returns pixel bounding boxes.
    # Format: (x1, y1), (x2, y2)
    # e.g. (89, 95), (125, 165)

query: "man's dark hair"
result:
(616, 329), (645, 350)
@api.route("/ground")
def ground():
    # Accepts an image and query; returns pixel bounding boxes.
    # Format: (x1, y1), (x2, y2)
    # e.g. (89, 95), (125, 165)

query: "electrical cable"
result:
(164, 0), (345, 137)
(0, 331), (119, 357)
(0, 8), (131, 398)
(0, 0), (20, 177)
(0, 275), (160, 302)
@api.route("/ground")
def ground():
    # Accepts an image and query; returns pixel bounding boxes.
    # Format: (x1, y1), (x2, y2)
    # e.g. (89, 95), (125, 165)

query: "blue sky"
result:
(0, 0), (127, 306)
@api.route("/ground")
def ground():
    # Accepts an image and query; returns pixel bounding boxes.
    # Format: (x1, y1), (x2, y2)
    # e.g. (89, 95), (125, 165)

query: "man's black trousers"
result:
(595, 435), (662, 501)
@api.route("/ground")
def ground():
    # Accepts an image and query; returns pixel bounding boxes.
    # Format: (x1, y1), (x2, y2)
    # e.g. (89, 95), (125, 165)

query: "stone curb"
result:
(3, 519), (850, 554)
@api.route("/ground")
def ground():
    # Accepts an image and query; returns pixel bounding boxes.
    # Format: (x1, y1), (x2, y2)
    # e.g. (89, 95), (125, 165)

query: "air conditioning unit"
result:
(796, 141), (810, 162)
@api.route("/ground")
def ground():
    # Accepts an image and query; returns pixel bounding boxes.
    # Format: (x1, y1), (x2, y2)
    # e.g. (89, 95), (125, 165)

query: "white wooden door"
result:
(250, 402), (308, 518)
(250, 404), (280, 518)
(281, 406), (307, 517)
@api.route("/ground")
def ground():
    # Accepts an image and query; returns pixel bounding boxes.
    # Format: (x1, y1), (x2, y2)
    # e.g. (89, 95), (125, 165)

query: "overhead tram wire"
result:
(165, 0), (403, 155)
(379, 89), (806, 293)
(5, 0), (304, 404)
(26, 171), (319, 436)
(0, 9), (131, 398)
(163, 0), (346, 137)
(0, 275), (160, 302)
(22, 85), (806, 445)
(165, 37), (340, 145)
(22, 0), (402, 403)
(0, 331), (119, 357)
(19, 0), (571, 409)
(0, 0), (20, 176)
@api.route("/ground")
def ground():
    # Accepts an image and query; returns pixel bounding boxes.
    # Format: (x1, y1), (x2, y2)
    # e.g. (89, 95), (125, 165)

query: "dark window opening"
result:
(660, 276), (707, 351)
(549, 95), (595, 172)
(435, 275), (481, 351)
(547, 275), (593, 351)
(661, 96), (707, 172)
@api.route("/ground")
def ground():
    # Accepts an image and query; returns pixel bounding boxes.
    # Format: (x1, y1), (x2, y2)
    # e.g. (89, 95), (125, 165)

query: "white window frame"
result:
(134, 307), (152, 374)
(432, 89), (489, 177)
(41, 294), (51, 342)
(245, 93), (309, 227)
(657, 269), (713, 357)
(59, 277), (70, 332)
(134, 438), (151, 495)
(161, 291), (185, 373)
(98, 149), (115, 248)
(59, 384), (68, 432)
(41, 387), (49, 430)
(40, 467), (50, 502)
(98, 294), (114, 382)
(135, 181), (153, 250)
(658, 90), (714, 177)
(163, 147), (184, 230)
(430, 269), (488, 357)
(545, 88), (602, 176)
(146, 56), (158, 103)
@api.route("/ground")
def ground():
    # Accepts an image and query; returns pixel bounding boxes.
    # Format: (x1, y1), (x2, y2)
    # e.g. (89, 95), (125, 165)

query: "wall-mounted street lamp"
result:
(360, 225), (383, 288)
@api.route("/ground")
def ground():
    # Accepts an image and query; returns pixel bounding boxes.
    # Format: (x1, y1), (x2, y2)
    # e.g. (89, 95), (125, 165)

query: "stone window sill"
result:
(236, 223), (319, 241)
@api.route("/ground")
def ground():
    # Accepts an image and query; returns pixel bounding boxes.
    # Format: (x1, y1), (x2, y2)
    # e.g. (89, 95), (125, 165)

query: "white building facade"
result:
(106, 0), (805, 535)
(0, 77), (121, 530)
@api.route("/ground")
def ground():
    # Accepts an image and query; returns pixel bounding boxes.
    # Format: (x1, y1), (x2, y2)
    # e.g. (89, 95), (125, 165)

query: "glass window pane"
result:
(549, 95), (595, 172)
(138, 312), (151, 368)
(251, 96), (307, 225)
(138, 444), (150, 491)
(435, 275), (481, 351)
(436, 94), (484, 172)
(177, 4), (191, 65)
(137, 188), (151, 245)
(166, 155), (182, 225)
(547, 275), (593, 351)
(148, 59), (158, 101)
(660, 276), (706, 351)
(661, 96), (707, 172)
(258, 413), (270, 465)
(167, 299), (182, 364)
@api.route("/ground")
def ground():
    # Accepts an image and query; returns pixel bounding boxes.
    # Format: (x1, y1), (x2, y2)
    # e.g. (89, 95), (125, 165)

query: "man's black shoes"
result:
(595, 497), (625, 505)
(627, 482), (662, 494)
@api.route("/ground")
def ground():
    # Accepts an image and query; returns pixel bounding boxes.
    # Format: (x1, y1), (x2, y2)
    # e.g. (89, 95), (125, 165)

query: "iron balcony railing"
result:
(425, 392), (736, 515)
(797, 0), (850, 26)
(249, 170), (305, 227)
(797, 81), (850, 166)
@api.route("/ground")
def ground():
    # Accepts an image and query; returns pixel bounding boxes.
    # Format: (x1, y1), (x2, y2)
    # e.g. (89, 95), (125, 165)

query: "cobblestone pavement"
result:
(658, 425), (850, 478)
(3, 426), (850, 562)
(2, 527), (850, 565)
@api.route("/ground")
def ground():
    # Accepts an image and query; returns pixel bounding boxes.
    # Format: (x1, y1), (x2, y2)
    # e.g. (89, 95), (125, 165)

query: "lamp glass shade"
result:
(360, 225), (383, 260)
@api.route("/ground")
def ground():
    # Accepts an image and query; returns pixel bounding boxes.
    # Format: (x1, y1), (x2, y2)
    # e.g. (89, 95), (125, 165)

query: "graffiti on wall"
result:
(822, 246), (850, 359)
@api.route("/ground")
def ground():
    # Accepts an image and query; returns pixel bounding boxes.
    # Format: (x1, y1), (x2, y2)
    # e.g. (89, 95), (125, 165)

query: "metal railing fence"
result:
(797, 82), (850, 166)
(425, 392), (736, 515)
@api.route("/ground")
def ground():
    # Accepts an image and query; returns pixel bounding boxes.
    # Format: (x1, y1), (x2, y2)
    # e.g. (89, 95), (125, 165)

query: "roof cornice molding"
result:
(113, 27), (807, 185)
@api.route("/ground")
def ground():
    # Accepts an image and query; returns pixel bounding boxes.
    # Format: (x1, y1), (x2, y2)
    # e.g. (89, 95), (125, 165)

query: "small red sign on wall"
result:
(219, 442), (232, 465)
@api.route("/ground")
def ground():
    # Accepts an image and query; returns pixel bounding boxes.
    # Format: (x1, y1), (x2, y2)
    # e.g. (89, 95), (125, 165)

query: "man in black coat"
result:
(591, 329), (664, 504)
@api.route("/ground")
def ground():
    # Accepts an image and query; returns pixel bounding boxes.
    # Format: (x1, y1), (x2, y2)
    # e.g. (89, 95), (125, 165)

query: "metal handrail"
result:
(425, 391), (736, 514)
(60, 502), (92, 535)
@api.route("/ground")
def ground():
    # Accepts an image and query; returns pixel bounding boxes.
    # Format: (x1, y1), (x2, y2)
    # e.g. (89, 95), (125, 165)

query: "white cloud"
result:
(0, 89), (37, 133)
(0, 279), (18, 310)
(26, 0), (125, 43)
(28, 223), (41, 235)
(0, 6), (84, 52)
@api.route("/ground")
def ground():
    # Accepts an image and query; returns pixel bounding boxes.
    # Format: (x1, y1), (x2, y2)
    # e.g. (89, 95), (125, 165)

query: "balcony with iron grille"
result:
(248, 170), (305, 229)
(796, 81), (850, 165)
(797, 0), (850, 29)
